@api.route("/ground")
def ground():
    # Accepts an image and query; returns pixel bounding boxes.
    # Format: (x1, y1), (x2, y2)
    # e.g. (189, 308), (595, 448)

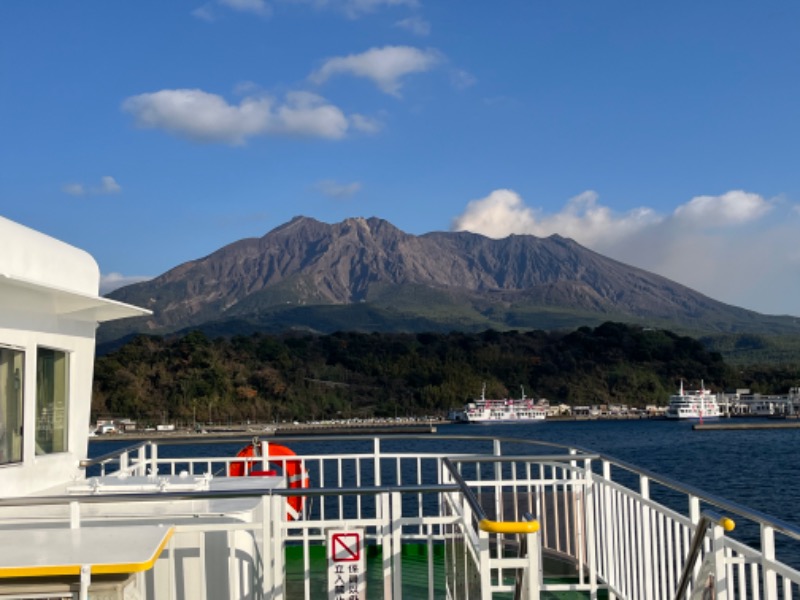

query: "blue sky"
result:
(2, 1), (799, 316)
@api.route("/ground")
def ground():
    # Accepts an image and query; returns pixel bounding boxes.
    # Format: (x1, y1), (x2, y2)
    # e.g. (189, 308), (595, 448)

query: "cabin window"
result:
(0, 346), (24, 465)
(35, 347), (69, 455)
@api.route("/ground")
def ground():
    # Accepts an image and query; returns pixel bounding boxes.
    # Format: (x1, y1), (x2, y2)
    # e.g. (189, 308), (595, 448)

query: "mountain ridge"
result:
(102, 215), (798, 345)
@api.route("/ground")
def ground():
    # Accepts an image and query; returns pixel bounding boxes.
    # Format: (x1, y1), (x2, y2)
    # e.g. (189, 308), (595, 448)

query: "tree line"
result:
(92, 322), (800, 425)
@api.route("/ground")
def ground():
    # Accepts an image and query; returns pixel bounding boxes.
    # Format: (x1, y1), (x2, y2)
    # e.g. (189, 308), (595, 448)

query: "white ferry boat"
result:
(450, 385), (547, 423)
(1, 214), (800, 600)
(665, 381), (722, 420)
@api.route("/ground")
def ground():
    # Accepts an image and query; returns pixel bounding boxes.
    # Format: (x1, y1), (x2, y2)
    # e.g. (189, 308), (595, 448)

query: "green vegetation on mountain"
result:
(92, 322), (800, 425)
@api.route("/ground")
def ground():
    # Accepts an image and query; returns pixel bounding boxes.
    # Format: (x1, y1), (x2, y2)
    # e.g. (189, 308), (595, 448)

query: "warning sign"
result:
(332, 532), (361, 561)
(327, 529), (366, 600)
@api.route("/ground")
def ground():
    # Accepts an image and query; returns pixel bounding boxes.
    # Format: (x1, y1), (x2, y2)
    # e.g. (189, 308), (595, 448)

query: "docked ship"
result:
(2, 214), (799, 599)
(665, 380), (722, 420)
(450, 384), (547, 423)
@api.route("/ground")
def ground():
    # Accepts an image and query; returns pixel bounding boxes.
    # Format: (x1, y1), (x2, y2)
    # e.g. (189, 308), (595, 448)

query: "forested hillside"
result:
(92, 322), (800, 425)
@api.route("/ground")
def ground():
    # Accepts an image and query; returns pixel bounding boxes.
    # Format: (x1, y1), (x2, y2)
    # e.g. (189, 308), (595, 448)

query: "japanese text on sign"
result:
(327, 529), (366, 600)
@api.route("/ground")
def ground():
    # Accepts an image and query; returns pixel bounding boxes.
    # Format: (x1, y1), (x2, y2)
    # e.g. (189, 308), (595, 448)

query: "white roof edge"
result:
(0, 272), (151, 322)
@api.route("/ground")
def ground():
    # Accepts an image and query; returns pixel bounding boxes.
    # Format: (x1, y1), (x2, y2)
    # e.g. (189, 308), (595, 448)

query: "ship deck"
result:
(1, 433), (799, 599)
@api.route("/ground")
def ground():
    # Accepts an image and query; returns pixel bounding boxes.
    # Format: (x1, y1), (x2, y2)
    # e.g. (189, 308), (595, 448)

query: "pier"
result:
(694, 421), (800, 431)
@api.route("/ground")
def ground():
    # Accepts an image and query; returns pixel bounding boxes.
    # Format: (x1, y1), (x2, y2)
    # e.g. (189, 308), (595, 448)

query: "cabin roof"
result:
(0, 216), (150, 321)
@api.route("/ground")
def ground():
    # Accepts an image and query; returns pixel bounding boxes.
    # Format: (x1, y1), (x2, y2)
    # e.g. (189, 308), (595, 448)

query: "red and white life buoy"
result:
(230, 442), (309, 520)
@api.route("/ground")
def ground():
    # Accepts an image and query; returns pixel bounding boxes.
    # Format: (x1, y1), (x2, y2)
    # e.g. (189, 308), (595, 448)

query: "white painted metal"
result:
(2, 435), (800, 599)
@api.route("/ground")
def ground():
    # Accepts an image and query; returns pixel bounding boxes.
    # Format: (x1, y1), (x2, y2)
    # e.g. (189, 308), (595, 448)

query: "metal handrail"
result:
(673, 510), (736, 600)
(0, 483), (461, 508)
(81, 440), (151, 467)
(443, 456), (541, 535)
(514, 513), (537, 600)
(82, 432), (800, 540)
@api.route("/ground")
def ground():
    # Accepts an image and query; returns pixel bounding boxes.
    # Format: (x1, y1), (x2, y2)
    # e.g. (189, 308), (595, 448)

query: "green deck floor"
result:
(285, 543), (446, 598)
(284, 544), (607, 599)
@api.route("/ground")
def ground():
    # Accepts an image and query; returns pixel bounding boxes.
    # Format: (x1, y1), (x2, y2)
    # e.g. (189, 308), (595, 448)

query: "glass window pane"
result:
(0, 347), (24, 464)
(36, 348), (69, 454)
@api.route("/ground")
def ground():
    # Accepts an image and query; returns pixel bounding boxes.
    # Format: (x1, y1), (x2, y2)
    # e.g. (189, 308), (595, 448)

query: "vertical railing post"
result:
(150, 442), (159, 476)
(260, 440), (270, 472)
(583, 459), (598, 600)
(260, 495), (272, 599)
(761, 524), (777, 599)
(374, 437), (382, 488)
(688, 495), (700, 525)
(711, 521), (730, 600)
(525, 530), (542, 600)
(514, 526), (542, 600)
(688, 495), (701, 588)
(137, 444), (147, 476)
(269, 493), (284, 600)
(381, 492), (393, 600)
(601, 459), (615, 594)
(673, 512), (735, 600)
(493, 439), (502, 522)
(391, 491), (403, 600)
(640, 474), (653, 600)
(462, 499), (474, 600)
(478, 527), (492, 600)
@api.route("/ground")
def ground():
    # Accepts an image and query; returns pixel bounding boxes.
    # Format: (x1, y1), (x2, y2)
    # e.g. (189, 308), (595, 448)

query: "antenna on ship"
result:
(481, 382), (486, 401)
(521, 385), (526, 401)
(680, 379), (684, 396)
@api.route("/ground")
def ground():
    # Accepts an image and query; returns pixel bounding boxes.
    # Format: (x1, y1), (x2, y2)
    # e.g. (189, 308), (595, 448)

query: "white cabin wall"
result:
(0, 313), (97, 496)
(0, 215), (148, 498)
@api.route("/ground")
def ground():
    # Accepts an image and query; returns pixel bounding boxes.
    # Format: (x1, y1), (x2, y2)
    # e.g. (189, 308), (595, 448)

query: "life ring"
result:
(230, 442), (309, 520)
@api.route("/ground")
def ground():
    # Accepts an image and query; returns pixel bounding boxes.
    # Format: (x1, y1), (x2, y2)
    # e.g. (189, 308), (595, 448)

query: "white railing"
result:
(3, 434), (798, 599)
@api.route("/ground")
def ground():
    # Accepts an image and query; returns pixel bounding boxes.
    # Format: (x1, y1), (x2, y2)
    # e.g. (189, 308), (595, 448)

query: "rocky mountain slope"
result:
(102, 216), (797, 343)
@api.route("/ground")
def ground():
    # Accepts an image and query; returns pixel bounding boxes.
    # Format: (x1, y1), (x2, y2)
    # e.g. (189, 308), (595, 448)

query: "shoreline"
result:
(90, 420), (444, 442)
(693, 421), (800, 431)
(89, 414), (796, 442)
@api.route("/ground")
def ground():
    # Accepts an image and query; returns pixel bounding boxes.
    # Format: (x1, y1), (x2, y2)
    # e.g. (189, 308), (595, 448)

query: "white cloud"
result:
(395, 15), (430, 36)
(452, 189), (539, 238)
(350, 113), (382, 134)
(314, 179), (362, 199)
(673, 190), (772, 226)
(122, 88), (366, 144)
(199, 0), (415, 20)
(452, 188), (800, 316)
(309, 46), (441, 96)
(342, 0), (417, 17)
(62, 176), (122, 197)
(195, 0), (270, 19)
(62, 183), (86, 196)
(271, 91), (350, 138)
(291, 0), (417, 18)
(192, 3), (216, 20)
(450, 68), (477, 90)
(219, 0), (271, 15)
(100, 176), (122, 194)
(100, 272), (151, 295)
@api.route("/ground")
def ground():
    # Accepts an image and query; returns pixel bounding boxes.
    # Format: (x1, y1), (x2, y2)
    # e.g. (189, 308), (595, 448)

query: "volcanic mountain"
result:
(101, 216), (795, 344)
